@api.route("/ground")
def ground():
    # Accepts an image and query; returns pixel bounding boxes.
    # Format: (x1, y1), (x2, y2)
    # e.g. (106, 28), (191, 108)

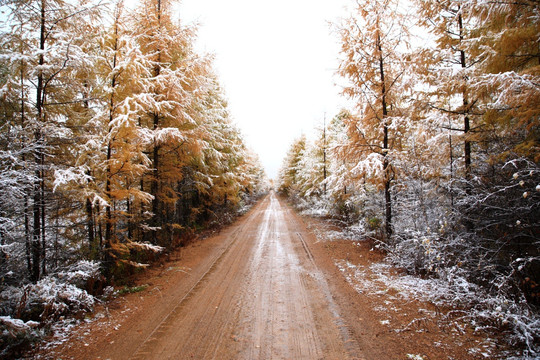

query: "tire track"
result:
(128, 193), (359, 359)
(129, 198), (268, 360)
(283, 198), (363, 359)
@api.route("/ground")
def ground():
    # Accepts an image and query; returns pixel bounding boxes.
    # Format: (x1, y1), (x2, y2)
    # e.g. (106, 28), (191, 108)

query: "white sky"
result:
(177, 0), (352, 179)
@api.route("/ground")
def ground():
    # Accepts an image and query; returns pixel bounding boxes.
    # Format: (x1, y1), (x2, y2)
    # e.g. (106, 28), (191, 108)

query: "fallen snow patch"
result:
(335, 259), (540, 357)
(406, 355), (425, 360)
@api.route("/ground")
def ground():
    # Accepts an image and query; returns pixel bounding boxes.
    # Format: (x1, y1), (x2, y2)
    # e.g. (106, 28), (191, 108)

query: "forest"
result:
(278, 0), (539, 357)
(0, 0), (539, 358)
(0, 0), (267, 355)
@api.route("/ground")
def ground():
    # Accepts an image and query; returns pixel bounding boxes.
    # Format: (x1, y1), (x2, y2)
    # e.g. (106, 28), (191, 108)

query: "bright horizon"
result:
(177, 0), (352, 179)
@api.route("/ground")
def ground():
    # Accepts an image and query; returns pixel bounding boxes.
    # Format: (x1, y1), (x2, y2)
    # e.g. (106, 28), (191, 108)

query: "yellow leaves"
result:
(109, 242), (130, 257)
(171, 223), (184, 231)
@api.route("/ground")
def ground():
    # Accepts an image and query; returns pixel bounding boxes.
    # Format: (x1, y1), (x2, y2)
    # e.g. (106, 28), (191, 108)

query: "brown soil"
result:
(34, 193), (505, 360)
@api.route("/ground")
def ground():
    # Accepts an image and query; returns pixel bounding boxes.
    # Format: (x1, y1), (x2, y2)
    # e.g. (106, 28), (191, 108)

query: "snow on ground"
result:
(335, 258), (503, 358)
(317, 217), (539, 358)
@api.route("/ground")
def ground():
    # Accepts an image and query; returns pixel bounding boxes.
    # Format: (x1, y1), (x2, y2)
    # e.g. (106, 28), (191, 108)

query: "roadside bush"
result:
(0, 260), (102, 358)
(328, 196), (359, 224)
(0, 316), (41, 358)
(9, 277), (95, 323)
(56, 260), (104, 295)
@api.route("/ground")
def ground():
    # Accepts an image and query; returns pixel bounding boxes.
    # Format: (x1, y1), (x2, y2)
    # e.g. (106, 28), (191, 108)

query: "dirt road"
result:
(50, 193), (357, 360)
(43, 193), (498, 360)
(126, 192), (356, 360)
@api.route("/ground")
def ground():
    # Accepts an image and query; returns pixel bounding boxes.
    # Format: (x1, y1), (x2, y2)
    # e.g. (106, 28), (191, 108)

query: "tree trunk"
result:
(96, 203), (103, 250)
(40, 165), (46, 276)
(151, 121), (160, 243)
(25, 193), (31, 274)
(458, 13), (472, 185)
(148, 0), (163, 244)
(31, 0), (46, 283)
(86, 196), (95, 250)
(457, 12), (475, 233)
(377, 32), (393, 239)
(323, 115), (327, 195)
(104, 31), (119, 274)
(31, 177), (41, 283)
(0, 229), (6, 265)
(448, 118), (455, 209)
(126, 194), (133, 240)
(21, 51), (32, 275)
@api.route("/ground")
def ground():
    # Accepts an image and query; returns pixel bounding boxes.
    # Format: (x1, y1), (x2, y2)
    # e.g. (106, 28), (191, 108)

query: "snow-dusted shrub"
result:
(237, 190), (266, 216)
(340, 257), (539, 357)
(0, 316), (41, 358)
(0, 241), (28, 287)
(388, 232), (431, 275)
(382, 155), (539, 354)
(55, 260), (103, 292)
(386, 228), (540, 355)
(1, 262), (99, 318)
(297, 196), (330, 218)
(16, 277), (95, 323)
(0, 268), (98, 357)
(471, 294), (540, 357)
(327, 195), (360, 224)
(388, 227), (470, 278)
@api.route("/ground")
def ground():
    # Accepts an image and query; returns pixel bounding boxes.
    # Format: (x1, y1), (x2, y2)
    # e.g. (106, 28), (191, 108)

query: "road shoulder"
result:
(291, 208), (508, 360)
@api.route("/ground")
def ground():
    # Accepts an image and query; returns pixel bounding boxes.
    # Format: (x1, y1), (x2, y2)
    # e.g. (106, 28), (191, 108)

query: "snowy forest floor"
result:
(28, 194), (514, 360)
(303, 217), (514, 359)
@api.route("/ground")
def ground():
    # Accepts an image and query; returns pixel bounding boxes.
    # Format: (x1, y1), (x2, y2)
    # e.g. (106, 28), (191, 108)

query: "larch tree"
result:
(96, 1), (156, 269)
(0, 63), (39, 280)
(52, 0), (159, 273)
(325, 110), (365, 221)
(187, 76), (265, 225)
(237, 149), (267, 200)
(131, 0), (210, 245)
(176, 80), (225, 227)
(414, 0), (490, 217)
(462, 1), (539, 308)
(414, 0), (539, 268)
(296, 123), (330, 199)
(336, 0), (412, 240)
(0, 0), (102, 281)
(467, 1), (540, 162)
(277, 135), (306, 197)
(0, 11), (36, 278)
